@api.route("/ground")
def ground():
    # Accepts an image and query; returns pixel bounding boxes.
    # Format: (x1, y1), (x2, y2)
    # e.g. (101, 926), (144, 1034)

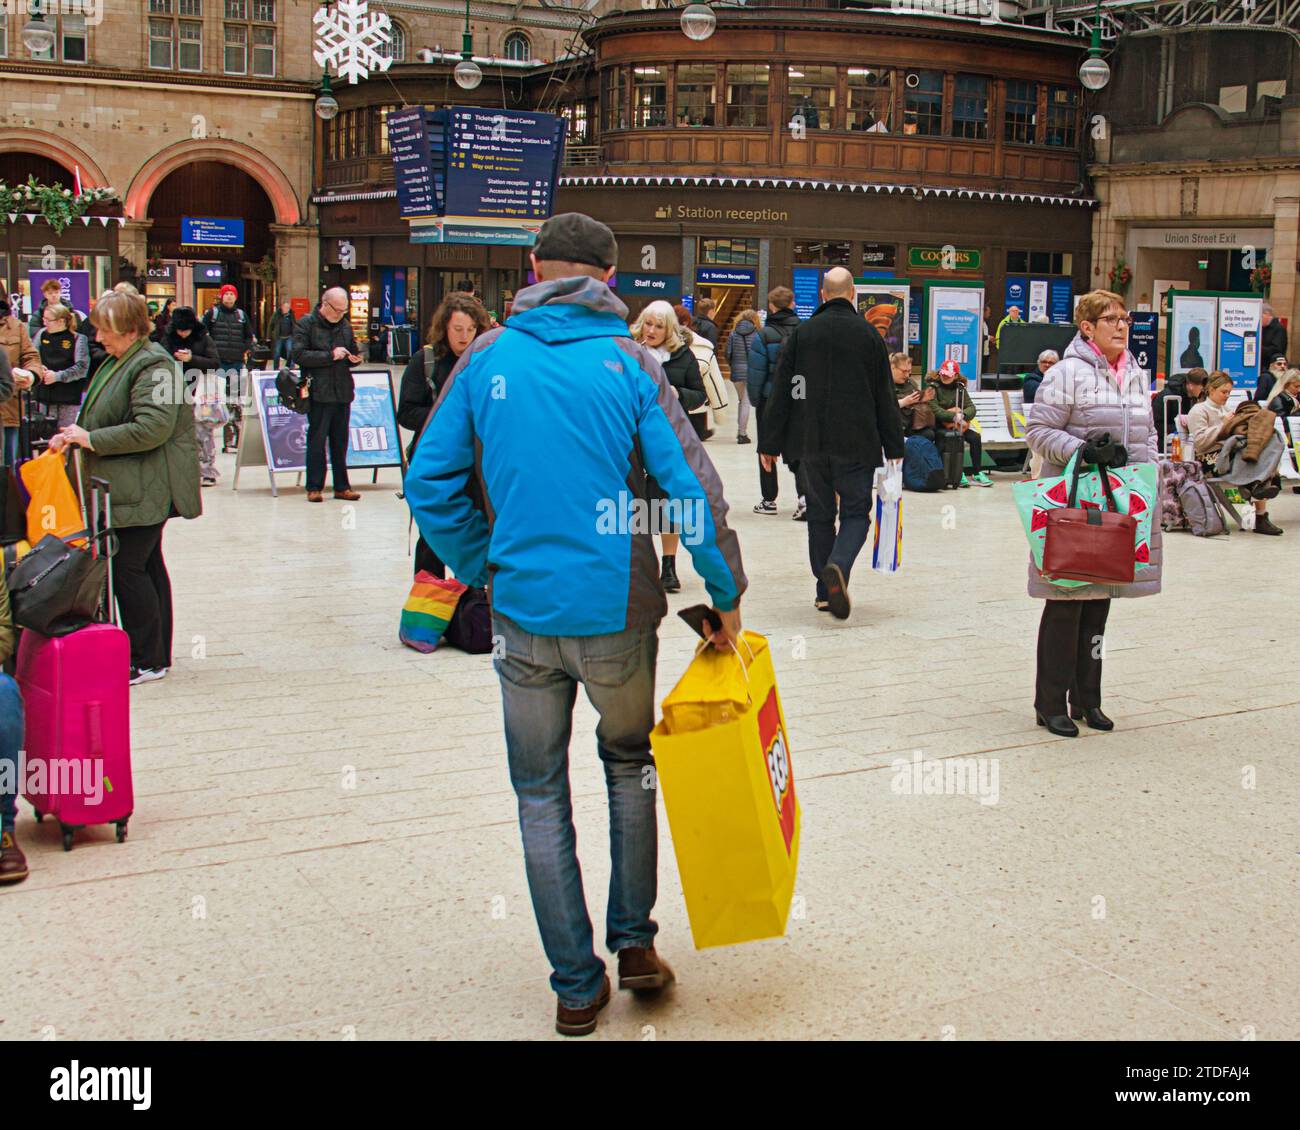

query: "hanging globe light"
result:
(1078, 55), (1111, 92)
(454, 59), (483, 90)
(21, 2), (56, 56)
(680, 4), (716, 43)
(315, 72), (340, 121)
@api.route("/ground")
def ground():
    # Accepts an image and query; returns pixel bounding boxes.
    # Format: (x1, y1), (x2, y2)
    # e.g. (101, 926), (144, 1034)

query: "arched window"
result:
(503, 31), (530, 62)
(383, 20), (406, 63)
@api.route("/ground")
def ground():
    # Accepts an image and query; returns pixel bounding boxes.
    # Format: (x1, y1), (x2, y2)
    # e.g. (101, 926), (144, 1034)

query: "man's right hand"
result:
(332, 346), (349, 360)
(710, 606), (742, 652)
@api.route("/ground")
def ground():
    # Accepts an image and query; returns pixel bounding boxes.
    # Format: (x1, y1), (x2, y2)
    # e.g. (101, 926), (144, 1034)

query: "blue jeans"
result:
(0, 675), (23, 832)
(1, 426), (19, 467)
(802, 456), (873, 600)
(493, 612), (659, 1008)
(272, 337), (294, 366)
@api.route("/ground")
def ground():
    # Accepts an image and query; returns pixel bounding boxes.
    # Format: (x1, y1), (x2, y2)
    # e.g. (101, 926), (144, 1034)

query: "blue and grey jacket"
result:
(404, 276), (747, 637)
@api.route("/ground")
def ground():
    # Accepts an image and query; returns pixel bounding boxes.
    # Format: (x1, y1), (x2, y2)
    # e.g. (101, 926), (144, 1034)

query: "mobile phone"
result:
(677, 604), (721, 641)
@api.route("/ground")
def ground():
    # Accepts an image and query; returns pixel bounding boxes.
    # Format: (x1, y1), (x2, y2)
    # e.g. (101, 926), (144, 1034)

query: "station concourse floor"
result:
(4, 406), (1296, 1041)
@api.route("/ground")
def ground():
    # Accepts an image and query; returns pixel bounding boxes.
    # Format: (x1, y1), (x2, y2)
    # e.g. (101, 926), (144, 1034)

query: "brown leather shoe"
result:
(333, 489), (361, 501)
(306, 491), (323, 503)
(0, 830), (29, 885)
(555, 974), (610, 1037)
(617, 946), (676, 992)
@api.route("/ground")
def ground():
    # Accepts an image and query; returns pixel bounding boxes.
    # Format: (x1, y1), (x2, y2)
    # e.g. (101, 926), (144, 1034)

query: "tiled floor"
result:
(4, 407), (1296, 1041)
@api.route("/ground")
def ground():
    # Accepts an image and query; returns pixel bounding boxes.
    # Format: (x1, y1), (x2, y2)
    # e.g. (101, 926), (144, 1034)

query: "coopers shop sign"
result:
(909, 246), (981, 271)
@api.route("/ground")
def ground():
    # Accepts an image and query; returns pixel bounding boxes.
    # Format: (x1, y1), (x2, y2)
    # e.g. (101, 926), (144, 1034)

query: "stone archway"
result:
(0, 130), (110, 188)
(125, 139), (301, 226)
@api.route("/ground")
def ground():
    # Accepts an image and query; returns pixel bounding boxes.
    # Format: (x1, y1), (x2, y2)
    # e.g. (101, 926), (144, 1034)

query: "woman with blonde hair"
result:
(1024, 289), (1160, 737)
(1265, 367), (1300, 418)
(48, 288), (201, 684)
(630, 300), (706, 592)
(32, 301), (90, 430)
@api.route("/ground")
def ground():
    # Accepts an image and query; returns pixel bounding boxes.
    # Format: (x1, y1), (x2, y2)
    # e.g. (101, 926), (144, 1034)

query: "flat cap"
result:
(532, 212), (618, 269)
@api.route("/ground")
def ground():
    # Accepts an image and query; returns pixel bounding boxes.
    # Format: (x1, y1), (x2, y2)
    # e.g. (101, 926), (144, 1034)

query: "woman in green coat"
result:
(49, 286), (201, 685)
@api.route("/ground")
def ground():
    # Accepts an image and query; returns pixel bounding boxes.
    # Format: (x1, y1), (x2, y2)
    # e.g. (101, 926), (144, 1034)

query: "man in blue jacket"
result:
(405, 213), (747, 1037)
(747, 287), (804, 516)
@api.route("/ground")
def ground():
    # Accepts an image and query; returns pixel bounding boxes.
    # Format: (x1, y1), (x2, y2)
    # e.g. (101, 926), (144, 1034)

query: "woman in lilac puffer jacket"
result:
(1023, 289), (1160, 738)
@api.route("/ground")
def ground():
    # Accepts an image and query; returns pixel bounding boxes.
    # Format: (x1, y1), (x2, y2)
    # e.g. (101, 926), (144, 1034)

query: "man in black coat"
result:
(759, 267), (905, 619)
(693, 298), (719, 349)
(1261, 304), (1287, 369)
(292, 286), (362, 503)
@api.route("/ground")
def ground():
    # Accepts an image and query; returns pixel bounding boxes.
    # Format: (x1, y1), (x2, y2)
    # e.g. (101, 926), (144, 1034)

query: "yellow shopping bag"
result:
(19, 449), (84, 547)
(651, 631), (800, 949)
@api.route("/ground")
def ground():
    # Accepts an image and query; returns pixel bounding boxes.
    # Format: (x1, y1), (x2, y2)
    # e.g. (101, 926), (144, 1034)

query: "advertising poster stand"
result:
(1165, 290), (1263, 389)
(922, 280), (986, 383)
(233, 370), (406, 497)
(853, 278), (911, 358)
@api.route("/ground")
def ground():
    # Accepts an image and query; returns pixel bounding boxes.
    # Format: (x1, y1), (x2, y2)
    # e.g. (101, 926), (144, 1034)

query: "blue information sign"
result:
(445, 108), (563, 222)
(1004, 277), (1028, 314)
(696, 267), (756, 286)
(1048, 278), (1073, 324)
(615, 273), (681, 297)
(1129, 311), (1158, 380)
(791, 268), (821, 320)
(181, 217), (244, 247)
(388, 108), (444, 218)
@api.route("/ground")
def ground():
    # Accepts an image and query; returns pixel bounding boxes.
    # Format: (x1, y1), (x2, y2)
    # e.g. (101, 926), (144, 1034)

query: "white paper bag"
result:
(871, 461), (904, 575)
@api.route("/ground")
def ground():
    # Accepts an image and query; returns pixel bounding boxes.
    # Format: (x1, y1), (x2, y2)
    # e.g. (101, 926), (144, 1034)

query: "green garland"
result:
(0, 176), (120, 236)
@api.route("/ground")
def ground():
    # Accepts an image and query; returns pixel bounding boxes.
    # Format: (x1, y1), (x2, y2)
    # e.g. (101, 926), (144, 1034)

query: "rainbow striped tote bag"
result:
(399, 571), (467, 653)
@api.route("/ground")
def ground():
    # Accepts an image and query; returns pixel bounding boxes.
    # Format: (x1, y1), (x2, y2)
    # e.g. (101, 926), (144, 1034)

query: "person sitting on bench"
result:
(932, 360), (992, 488)
(891, 352), (936, 440)
(1188, 371), (1282, 536)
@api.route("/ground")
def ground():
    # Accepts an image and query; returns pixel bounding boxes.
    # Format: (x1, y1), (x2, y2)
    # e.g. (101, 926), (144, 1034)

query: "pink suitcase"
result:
(18, 625), (133, 849)
(15, 456), (133, 851)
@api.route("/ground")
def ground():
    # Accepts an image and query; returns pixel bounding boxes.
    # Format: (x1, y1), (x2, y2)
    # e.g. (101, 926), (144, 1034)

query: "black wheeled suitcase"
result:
(939, 430), (965, 489)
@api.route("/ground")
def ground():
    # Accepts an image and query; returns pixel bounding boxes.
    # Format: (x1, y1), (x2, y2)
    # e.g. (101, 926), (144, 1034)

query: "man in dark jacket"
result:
(1152, 368), (1206, 452)
(1261, 304), (1287, 369)
(202, 284), (255, 400)
(267, 301), (296, 368)
(759, 267), (905, 619)
(293, 286), (362, 502)
(693, 298), (719, 349)
(747, 287), (801, 515)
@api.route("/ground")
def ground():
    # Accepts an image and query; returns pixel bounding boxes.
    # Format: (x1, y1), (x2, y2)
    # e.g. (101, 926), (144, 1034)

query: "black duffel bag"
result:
(275, 369), (311, 414)
(7, 531), (110, 637)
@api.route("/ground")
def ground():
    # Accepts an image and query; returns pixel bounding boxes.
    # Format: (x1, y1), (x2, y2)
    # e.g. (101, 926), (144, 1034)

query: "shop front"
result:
(1, 214), (123, 321)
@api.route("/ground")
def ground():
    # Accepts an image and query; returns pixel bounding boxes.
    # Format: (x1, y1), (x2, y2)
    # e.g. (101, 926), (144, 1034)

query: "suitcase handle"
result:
(86, 701), (103, 759)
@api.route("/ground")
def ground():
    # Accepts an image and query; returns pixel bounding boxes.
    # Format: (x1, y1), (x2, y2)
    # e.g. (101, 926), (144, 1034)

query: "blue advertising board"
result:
(1216, 296), (1262, 389)
(1128, 311), (1158, 380)
(1004, 277), (1028, 315)
(347, 371), (404, 467)
(924, 282), (985, 375)
(182, 217), (244, 247)
(445, 108), (563, 223)
(791, 267), (821, 320)
(696, 267), (757, 286)
(615, 272), (680, 297)
(379, 267), (407, 324)
(1048, 278), (1073, 324)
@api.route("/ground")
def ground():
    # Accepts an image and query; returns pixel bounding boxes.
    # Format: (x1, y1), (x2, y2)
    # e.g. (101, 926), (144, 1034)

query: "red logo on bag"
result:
(758, 688), (796, 855)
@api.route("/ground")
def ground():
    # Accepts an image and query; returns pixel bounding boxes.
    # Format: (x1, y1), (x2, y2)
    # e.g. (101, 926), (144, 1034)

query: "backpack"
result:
(902, 435), (945, 492)
(1177, 478), (1230, 537)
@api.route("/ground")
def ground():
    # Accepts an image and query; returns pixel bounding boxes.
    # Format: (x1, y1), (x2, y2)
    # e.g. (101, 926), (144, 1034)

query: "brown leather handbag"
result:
(1041, 459), (1138, 585)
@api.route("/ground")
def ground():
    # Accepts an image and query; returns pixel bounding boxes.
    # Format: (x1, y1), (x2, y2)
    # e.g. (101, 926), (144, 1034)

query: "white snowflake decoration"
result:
(313, 0), (392, 85)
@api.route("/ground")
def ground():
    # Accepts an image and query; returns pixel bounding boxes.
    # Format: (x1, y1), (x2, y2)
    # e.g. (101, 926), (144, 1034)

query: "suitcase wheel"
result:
(61, 827), (74, 852)
(115, 820), (128, 844)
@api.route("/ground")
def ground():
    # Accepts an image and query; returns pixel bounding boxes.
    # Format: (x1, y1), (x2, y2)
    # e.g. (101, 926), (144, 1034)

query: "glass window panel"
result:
(253, 0), (275, 21)
(381, 22), (404, 62)
(0, 20), (7, 59)
(60, 14), (88, 62)
(149, 0), (173, 13)
(602, 66), (627, 131)
(179, 0), (203, 14)
(225, 0), (247, 18)
(224, 23), (247, 74)
(726, 64), (769, 128)
(699, 238), (760, 266)
(786, 65), (835, 131)
(178, 20), (202, 71)
(675, 63), (716, 126)
(903, 69), (943, 136)
(149, 18), (174, 69)
(252, 25), (274, 75)
(632, 65), (668, 127)
(1045, 84), (1077, 147)
(794, 240), (852, 266)
(846, 67), (892, 132)
(1007, 250), (1029, 272)
(952, 74), (988, 140)
(1029, 251), (1051, 274)
(504, 32), (530, 62)
(1004, 79), (1038, 144)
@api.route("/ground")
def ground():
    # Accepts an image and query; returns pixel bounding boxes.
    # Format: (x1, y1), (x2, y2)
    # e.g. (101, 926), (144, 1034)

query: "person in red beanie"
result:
(201, 283), (255, 407)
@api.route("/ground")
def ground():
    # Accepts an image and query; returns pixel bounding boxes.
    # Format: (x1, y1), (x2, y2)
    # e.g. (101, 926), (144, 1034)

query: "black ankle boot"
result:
(1254, 512), (1283, 536)
(1036, 711), (1079, 737)
(1070, 706), (1114, 731)
(660, 555), (681, 593)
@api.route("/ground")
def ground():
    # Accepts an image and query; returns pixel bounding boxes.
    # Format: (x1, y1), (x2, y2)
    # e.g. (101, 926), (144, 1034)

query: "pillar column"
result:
(118, 220), (153, 277)
(270, 223), (321, 304)
(1270, 194), (1298, 334)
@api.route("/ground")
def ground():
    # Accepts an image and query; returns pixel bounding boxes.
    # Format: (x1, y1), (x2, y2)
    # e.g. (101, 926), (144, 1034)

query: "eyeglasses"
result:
(1096, 313), (1133, 327)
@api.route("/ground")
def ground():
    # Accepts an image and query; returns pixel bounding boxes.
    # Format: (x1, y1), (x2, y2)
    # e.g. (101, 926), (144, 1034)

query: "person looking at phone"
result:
(292, 285), (364, 503)
(891, 352), (936, 440)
